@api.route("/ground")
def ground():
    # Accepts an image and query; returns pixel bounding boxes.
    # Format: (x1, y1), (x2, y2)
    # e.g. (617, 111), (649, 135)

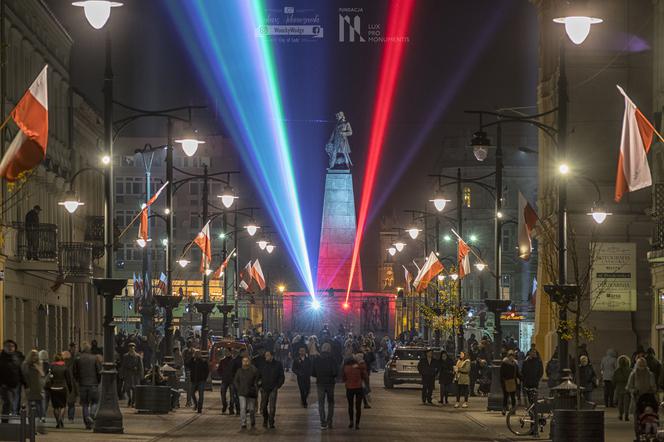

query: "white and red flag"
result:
(139, 182), (169, 242)
(239, 260), (253, 290)
(458, 238), (472, 279)
(614, 85), (662, 202)
(156, 272), (167, 294)
(413, 252), (444, 293)
(0, 66), (49, 181)
(251, 259), (266, 291)
(212, 248), (236, 279)
(518, 192), (538, 261)
(403, 265), (413, 294)
(193, 221), (212, 273)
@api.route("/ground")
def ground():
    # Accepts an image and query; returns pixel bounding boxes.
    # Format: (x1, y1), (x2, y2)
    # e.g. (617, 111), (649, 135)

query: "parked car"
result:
(384, 346), (441, 388)
(208, 339), (248, 382)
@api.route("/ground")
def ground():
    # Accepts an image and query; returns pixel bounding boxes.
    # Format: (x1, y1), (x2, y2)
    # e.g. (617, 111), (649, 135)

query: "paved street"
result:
(38, 372), (641, 441)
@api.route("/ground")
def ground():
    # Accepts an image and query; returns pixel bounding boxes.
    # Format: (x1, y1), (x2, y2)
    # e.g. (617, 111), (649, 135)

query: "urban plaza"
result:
(0, 0), (661, 441)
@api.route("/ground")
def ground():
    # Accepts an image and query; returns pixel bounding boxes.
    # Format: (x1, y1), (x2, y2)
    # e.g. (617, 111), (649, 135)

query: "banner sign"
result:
(590, 242), (636, 311)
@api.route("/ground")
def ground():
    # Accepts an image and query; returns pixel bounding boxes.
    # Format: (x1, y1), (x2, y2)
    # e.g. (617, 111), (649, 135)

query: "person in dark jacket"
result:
(500, 351), (520, 415)
(417, 349), (437, 404)
(25, 205), (41, 260)
(546, 351), (561, 391)
(0, 340), (22, 422)
(217, 349), (236, 414)
(521, 350), (544, 404)
(73, 342), (101, 429)
(292, 346), (312, 407)
(438, 350), (455, 404)
(311, 343), (338, 430)
(233, 356), (259, 429)
(120, 343), (143, 407)
(188, 350), (209, 413)
(258, 350), (285, 429)
(47, 353), (72, 428)
(578, 355), (597, 402)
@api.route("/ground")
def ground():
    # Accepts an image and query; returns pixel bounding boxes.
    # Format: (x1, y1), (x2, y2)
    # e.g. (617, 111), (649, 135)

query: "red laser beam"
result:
(345, 0), (415, 303)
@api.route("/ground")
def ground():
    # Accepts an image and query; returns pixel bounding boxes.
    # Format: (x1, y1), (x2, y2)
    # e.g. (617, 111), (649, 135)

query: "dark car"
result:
(384, 346), (441, 388)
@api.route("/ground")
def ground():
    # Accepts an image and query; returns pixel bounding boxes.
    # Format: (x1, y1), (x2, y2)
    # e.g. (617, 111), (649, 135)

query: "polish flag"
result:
(156, 272), (167, 294)
(193, 221), (212, 273)
(458, 238), (472, 279)
(239, 260), (253, 290)
(251, 259), (266, 291)
(518, 192), (538, 261)
(139, 181), (169, 241)
(212, 248), (236, 279)
(413, 252), (444, 293)
(403, 265), (413, 294)
(0, 66), (49, 182)
(614, 85), (660, 202)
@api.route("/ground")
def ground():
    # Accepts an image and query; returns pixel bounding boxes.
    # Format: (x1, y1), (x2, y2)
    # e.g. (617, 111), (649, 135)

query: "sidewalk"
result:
(463, 396), (636, 442)
(39, 399), (208, 442)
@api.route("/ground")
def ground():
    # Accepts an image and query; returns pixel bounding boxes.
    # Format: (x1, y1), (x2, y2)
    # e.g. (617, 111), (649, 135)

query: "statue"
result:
(325, 111), (353, 169)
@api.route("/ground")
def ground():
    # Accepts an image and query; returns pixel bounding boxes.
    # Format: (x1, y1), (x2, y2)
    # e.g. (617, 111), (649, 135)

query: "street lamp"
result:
(553, 15), (602, 45)
(394, 239), (406, 252)
(588, 202), (611, 224)
(136, 237), (151, 248)
(430, 191), (450, 212)
(245, 222), (260, 237)
(474, 262), (487, 272)
(387, 246), (397, 256)
(218, 183), (238, 209)
(469, 130), (492, 162)
(257, 239), (268, 250)
(558, 163), (570, 175)
(58, 190), (85, 214)
(72, 0), (123, 29)
(266, 244), (275, 254)
(437, 274), (445, 281)
(450, 272), (459, 281)
(174, 128), (206, 157)
(101, 154), (111, 165)
(177, 258), (190, 268)
(406, 227), (421, 240)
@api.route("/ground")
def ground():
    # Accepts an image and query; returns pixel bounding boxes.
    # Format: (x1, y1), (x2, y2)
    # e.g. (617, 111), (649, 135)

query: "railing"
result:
(13, 222), (58, 261)
(59, 242), (93, 279)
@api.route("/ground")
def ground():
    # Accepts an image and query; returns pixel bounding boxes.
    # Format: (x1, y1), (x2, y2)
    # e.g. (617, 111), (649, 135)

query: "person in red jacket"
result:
(342, 353), (369, 430)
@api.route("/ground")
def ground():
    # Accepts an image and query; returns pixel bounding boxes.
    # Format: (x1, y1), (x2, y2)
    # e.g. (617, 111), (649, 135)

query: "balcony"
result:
(59, 242), (93, 283)
(9, 222), (59, 272)
(84, 215), (105, 260)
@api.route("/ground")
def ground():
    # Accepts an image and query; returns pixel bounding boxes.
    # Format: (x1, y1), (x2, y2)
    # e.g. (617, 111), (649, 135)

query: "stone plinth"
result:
(316, 169), (363, 291)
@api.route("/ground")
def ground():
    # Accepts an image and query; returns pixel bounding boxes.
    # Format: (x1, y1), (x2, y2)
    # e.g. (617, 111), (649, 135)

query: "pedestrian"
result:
(257, 350), (285, 429)
(182, 340), (194, 407)
(521, 350), (543, 405)
(276, 334), (291, 372)
(62, 350), (77, 423)
(545, 350), (561, 391)
(46, 352), (72, 428)
(438, 350), (454, 404)
(120, 342), (143, 407)
(24, 205), (41, 260)
(500, 350), (520, 415)
(613, 355), (632, 421)
(477, 359), (492, 396)
(73, 341), (101, 430)
(0, 340), (22, 422)
(628, 357), (657, 430)
(454, 351), (471, 408)
(188, 350), (209, 413)
(307, 336), (320, 357)
(233, 356), (259, 430)
(343, 352), (368, 430)
(23, 350), (45, 422)
(417, 348), (437, 405)
(218, 349), (235, 414)
(312, 342), (337, 429)
(578, 355), (598, 402)
(38, 350), (50, 420)
(292, 346), (312, 407)
(600, 348), (617, 408)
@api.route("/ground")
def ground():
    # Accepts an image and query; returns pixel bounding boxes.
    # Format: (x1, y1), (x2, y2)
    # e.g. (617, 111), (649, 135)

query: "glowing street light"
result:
(278, 285), (286, 293)
(218, 184), (238, 209)
(175, 128), (205, 157)
(558, 163), (570, 175)
(136, 238), (151, 248)
(474, 262), (487, 272)
(450, 273), (459, 281)
(72, 1), (123, 30)
(101, 154), (111, 165)
(394, 240), (406, 252)
(553, 15), (602, 45)
(430, 191), (451, 212)
(58, 190), (85, 214)
(588, 203), (611, 224)
(387, 247), (397, 256)
(266, 244), (275, 254)
(443, 234), (452, 242)
(406, 227), (421, 240)
(245, 223), (260, 237)
(437, 274), (445, 281)
(257, 239), (268, 250)
(177, 258), (190, 268)
(469, 234), (478, 243)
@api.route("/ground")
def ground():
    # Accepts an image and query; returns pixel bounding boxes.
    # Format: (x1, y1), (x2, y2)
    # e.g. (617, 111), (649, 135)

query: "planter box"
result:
(552, 409), (604, 442)
(134, 385), (171, 414)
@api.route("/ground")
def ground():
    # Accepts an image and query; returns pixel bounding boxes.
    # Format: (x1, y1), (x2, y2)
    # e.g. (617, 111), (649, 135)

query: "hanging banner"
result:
(590, 242), (636, 311)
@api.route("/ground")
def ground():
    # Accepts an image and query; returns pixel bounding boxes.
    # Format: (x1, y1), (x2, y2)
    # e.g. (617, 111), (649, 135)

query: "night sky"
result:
(45, 0), (538, 292)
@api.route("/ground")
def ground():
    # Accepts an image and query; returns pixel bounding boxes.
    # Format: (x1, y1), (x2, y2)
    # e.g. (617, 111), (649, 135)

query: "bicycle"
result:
(506, 387), (553, 437)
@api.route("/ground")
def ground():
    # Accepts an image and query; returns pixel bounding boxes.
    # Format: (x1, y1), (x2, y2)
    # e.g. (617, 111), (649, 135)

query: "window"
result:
(190, 214), (200, 229)
(502, 226), (514, 252)
(190, 182), (199, 195)
(463, 187), (471, 208)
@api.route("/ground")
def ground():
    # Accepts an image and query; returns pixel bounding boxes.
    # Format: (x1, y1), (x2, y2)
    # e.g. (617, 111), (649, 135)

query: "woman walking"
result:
(438, 350), (454, 404)
(578, 355), (598, 402)
(627, 357), (657, 431)
(343, 353), (368, 430)
(23, 350), (45, 421)
(47, 353), (72, 428)
(454, 351), (471, 408)
(500, 350), (520, 415)
(613, 355), (632, 421)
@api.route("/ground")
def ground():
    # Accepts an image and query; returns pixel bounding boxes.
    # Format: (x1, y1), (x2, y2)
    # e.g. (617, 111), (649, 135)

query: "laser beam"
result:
(345, 0), (415, 303)
(166, 0), (315, 297)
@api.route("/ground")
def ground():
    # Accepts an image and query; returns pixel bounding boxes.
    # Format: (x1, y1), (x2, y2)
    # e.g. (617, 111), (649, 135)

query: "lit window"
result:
(463, 187), (471, 208)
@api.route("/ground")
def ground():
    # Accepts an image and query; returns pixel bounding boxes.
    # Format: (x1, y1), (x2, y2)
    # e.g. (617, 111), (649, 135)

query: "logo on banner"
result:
(339, 12), (365, 42)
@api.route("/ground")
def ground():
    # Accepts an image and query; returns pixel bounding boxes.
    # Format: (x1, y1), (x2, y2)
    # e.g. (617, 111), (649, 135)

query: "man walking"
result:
(73, 342), (101, 430)
(217, 349), (236, 414)
(188, 350), (209, 413)
(0, 340), (22, 422)
(258, 350), (285, 429)
(292, 346), (312, 407)
(120, 342), (143, 407)
(234, 356), (259, 430)
(182, 340), (194, 407)
(417, 348), (437, 404)
(312, 342), (337, 429)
